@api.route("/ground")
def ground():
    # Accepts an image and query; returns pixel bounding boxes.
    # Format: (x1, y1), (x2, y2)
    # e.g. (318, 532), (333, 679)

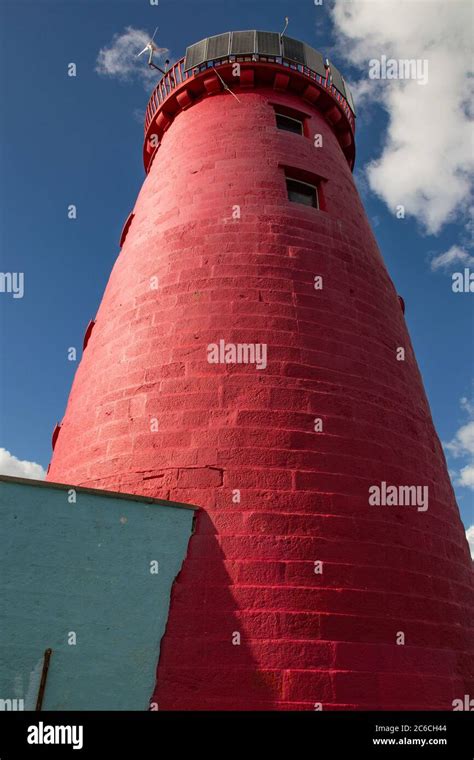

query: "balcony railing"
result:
(144, 54), (355, 135)
(144, 59), (189, 133)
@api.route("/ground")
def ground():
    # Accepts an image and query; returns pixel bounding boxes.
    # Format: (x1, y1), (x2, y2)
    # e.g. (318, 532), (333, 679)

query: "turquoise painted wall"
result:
(0, 476), (196, 710)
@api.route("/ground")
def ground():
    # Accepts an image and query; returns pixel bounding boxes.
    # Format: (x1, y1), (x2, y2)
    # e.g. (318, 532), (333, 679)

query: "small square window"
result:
(286, 178), (318, 208)
(275, 112), (304, 135)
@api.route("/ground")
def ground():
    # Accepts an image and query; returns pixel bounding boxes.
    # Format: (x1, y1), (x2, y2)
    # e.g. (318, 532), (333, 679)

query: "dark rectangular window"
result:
(286, 178), (318, 208)
(275, 112), (304, 135)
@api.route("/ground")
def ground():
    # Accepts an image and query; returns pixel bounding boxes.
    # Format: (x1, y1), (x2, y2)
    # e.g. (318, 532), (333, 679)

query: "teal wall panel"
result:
(0, 477), (196, 710)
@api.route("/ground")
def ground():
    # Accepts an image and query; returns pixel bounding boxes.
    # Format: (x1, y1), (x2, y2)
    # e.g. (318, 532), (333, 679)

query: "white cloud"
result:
(331, 0), (473, 235)
(133, 108), (145, 124)
(430, 245), (474, 271)
(466, 525), (474, 559)
(459, 465), (474, 489)
(446, 420), (474, 459)
(0, 448), (46, 480)
(96, 26), (170, 89)
(445, 397), (474, 490)
(345, 77), (374, 110)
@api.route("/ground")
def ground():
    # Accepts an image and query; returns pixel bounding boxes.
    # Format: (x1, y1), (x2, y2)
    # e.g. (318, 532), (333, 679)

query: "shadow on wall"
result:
(152, 510), (277, 710)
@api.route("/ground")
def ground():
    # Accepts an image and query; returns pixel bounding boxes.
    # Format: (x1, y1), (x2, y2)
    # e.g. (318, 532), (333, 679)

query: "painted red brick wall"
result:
(47, 85), (473, 710)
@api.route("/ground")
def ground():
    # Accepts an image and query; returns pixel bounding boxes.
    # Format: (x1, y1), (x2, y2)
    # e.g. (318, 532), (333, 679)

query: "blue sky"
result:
(0, 0), (472, 540)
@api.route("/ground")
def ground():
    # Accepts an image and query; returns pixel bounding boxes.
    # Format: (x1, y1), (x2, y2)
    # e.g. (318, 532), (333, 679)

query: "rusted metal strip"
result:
(35, 648), (52, 711)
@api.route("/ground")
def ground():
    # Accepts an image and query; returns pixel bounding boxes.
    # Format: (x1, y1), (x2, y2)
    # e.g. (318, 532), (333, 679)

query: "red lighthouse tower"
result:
(47, 31), (473, 710)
